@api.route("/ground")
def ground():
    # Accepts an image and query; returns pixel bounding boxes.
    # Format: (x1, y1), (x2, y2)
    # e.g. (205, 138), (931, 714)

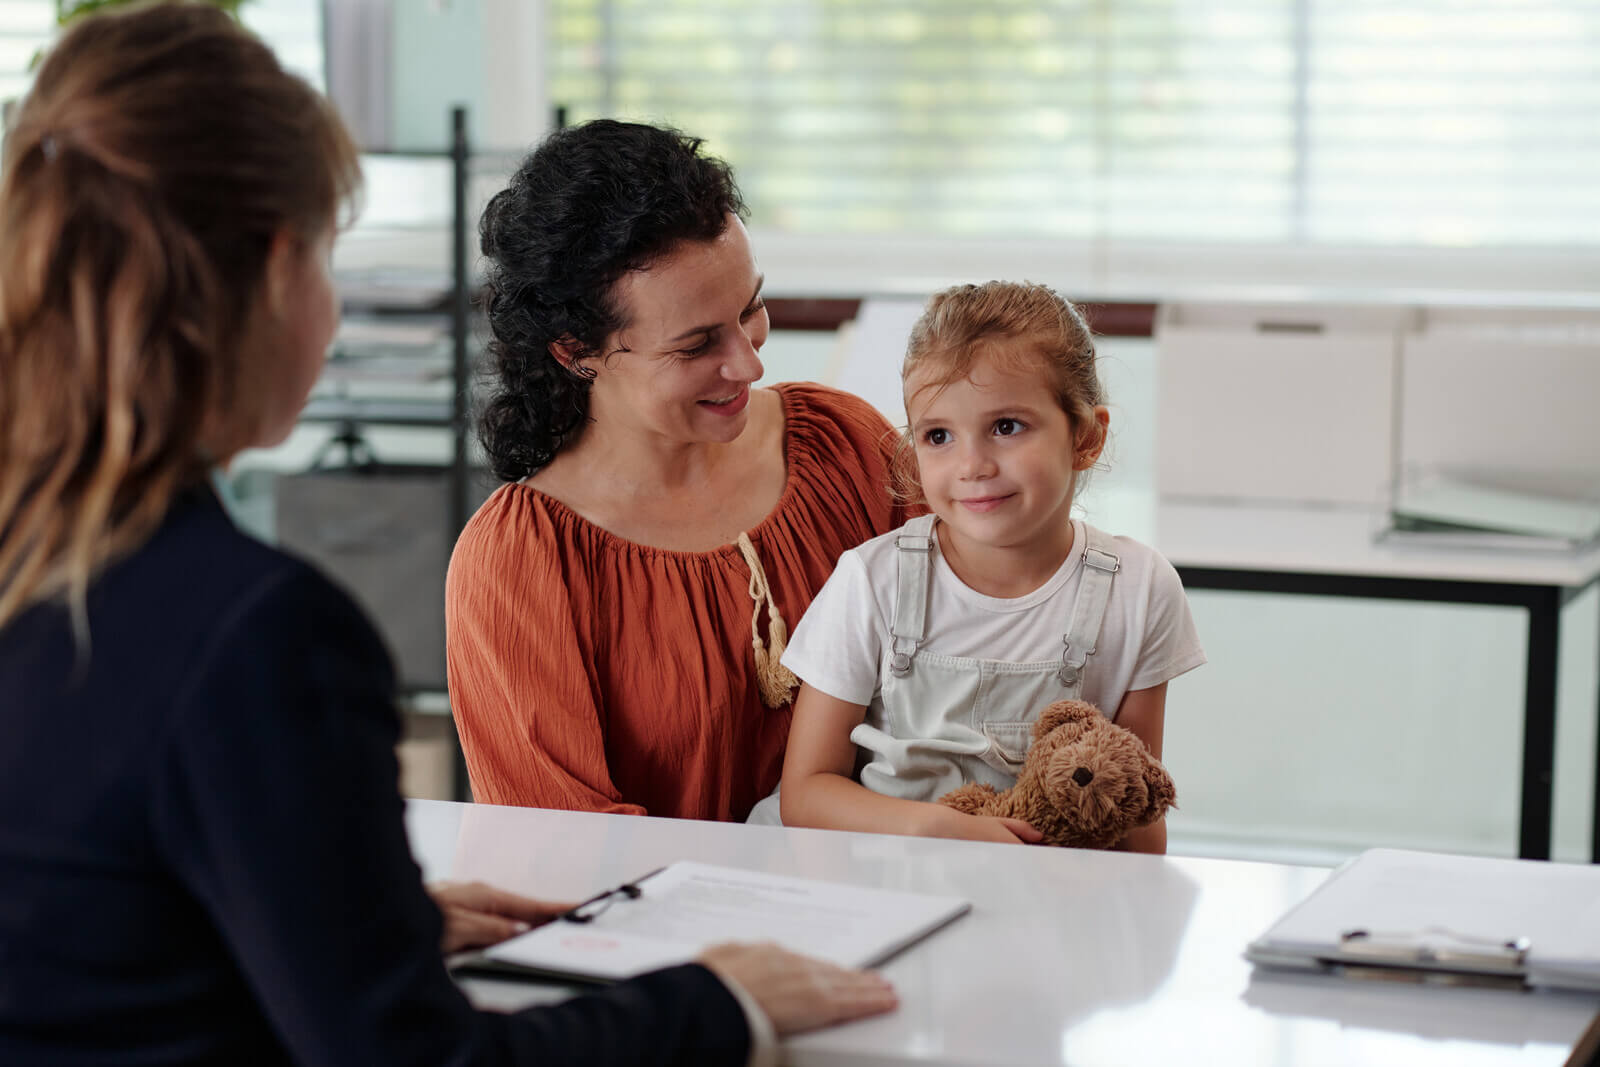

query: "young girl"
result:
(778, 281), (1205, 851)
(0, 5), (891, 1063)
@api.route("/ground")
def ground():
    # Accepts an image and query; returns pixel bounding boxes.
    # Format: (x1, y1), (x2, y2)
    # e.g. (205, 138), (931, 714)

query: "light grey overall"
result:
(850, 513), (1121, 802)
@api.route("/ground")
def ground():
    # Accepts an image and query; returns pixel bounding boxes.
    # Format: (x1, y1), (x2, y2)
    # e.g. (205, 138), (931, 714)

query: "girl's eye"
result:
(740, 298), (767, 320)
(994, 418), (1024, 436)
(923, 428), (950, 446)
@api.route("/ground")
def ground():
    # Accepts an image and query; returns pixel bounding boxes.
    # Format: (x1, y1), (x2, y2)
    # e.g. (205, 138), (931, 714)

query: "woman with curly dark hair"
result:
(447, 120), (908, 820)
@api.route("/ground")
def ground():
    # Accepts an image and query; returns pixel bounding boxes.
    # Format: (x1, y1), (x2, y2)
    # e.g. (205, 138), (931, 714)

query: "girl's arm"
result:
(780, 683), (1042, 844)
(1112, 682), (1169, 854)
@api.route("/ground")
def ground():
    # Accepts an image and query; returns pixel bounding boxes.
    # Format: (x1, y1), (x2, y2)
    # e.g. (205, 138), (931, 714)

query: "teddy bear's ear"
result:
(1031, 699), (1100, 741)
(1142, 757), (1177, 821)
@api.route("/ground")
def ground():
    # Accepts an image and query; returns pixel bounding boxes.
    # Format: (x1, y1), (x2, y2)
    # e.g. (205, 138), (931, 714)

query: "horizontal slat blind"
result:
(1308, 2), (1600, 245)
(550, 0), (1600, 248)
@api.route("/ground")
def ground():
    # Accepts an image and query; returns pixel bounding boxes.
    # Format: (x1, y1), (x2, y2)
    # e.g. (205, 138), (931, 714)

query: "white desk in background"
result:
(1155, 500), (1600, 863)
(405, 799), (1600, 1067)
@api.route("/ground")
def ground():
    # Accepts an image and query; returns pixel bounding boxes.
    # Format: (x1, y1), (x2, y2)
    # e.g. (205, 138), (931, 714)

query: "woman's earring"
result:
(548, 338), (596, 381)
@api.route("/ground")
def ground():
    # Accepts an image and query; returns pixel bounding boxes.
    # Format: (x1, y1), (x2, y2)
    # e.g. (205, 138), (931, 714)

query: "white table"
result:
(406, 799), (1600, 1067)
(1156, 500), (1600, 862)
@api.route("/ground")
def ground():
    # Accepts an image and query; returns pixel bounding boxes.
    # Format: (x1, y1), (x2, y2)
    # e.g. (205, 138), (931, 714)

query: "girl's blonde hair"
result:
(893, 280), (1105, 504)
(0, 2), (361, 633)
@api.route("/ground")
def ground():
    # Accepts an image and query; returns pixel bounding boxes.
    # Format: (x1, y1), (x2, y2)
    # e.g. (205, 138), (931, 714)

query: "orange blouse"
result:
(445, 383), (906, 820)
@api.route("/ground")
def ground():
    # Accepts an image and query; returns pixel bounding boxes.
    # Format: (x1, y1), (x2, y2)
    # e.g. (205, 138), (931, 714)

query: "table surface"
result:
(1156, 500), (1600, 589)
(406, 799), (1600, 1067)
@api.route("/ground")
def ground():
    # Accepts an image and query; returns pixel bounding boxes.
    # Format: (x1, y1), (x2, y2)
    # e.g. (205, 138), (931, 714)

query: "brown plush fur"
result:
(938, 700), (1176, 849)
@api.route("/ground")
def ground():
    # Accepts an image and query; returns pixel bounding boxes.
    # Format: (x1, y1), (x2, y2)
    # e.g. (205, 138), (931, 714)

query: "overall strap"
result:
(1059, 526), (1121, 689)
(888, 514), (938, 676)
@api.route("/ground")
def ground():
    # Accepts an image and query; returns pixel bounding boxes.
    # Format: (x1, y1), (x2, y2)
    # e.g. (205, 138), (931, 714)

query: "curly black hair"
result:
(477, 120), (748, 481)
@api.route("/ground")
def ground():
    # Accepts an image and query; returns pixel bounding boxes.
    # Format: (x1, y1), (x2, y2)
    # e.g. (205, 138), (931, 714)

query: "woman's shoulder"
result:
(775, 382), (897, 443)
(774, 381), (899, 487)
(446, 480), (653, 616)
(761, 384), (901, 542)
(454, 481), (534, 543)
(104, 488), (391, 690)
(144, 486), (336, 607)
(449, 481), (568, 579)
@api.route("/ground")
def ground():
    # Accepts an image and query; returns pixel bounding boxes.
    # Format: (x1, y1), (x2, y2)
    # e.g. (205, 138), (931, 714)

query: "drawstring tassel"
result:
(736, 532), (799, 709)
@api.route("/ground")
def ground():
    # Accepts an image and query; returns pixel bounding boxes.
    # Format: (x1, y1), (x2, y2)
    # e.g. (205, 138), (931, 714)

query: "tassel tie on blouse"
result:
(736, 532), (799, 709)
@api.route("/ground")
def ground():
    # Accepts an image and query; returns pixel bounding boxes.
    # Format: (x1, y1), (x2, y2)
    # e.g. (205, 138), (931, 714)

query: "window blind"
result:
(549, 0), (1600, 248)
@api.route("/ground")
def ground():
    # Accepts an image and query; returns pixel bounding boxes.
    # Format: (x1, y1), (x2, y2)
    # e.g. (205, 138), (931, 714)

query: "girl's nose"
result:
(958, 442), (997, 479)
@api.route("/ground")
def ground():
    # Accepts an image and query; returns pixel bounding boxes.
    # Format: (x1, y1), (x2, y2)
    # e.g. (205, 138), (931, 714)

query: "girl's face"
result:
(906, 350), (1107, 565)
(582, 214), (768, 451)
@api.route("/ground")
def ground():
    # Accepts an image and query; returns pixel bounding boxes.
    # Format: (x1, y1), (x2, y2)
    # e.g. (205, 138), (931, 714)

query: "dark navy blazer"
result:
(0, 486), (747, 1066)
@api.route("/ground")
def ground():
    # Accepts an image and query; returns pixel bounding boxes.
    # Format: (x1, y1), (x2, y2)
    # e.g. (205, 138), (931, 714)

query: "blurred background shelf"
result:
(226, 107), (481, 803)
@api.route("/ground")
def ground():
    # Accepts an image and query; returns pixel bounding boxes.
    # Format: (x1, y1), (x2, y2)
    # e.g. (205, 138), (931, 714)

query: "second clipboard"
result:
(1245, 847), (1600, 992)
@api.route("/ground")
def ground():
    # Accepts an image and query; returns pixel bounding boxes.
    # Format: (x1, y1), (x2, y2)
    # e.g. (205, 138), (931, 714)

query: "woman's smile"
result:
(699, 386), (751, 416)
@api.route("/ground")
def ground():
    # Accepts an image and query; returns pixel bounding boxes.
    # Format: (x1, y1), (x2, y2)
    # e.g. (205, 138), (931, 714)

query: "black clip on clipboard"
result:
(1320, 926), (1533, 990)
(447, 867), (668, 985)
(558, 867), (667, 924)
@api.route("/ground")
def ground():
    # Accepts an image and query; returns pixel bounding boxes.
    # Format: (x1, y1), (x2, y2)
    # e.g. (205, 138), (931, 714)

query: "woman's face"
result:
(254, 224), (339, 450)
(584, 214), (769, 449)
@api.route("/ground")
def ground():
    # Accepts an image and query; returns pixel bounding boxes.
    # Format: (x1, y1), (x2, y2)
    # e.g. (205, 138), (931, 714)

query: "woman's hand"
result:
(698, 942), (898, 1036)
(914, 804), (1043, 845)
(427, 880), (575, 954)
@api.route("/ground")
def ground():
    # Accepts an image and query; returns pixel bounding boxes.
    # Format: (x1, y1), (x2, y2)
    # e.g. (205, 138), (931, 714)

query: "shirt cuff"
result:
(715, 971), (779, 1067)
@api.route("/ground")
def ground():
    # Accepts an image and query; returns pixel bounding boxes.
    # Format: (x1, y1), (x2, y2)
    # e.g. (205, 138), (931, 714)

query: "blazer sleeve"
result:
(146, 564), (743, 1066)
(445, 504), (646, 814)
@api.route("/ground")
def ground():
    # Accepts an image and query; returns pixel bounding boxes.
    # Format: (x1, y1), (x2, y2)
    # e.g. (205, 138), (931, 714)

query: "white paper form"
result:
(481, 860), (970, 983)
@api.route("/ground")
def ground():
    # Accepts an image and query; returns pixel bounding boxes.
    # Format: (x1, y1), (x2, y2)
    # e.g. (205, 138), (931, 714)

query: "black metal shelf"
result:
(301, 106), (476, 802)
(299, 395), (454, 428)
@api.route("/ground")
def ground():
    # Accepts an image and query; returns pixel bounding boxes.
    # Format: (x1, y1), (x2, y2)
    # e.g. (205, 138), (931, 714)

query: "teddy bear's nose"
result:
(1071, 766), (1094, 787)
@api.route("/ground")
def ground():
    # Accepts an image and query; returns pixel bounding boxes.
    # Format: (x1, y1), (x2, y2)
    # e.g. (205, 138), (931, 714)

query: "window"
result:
(240, 0), (324, 90)
(0, 0), (322, 107)
(0, 1), (51, 105)
(549, 1), (1600, 249)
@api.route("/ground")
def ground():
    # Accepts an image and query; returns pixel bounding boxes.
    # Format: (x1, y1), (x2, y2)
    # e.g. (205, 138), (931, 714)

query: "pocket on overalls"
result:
(977, 721), (1033, 778)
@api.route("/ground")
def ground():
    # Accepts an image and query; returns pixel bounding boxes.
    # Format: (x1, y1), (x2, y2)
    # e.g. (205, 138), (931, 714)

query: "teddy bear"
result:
(939, 699), (1176, 849)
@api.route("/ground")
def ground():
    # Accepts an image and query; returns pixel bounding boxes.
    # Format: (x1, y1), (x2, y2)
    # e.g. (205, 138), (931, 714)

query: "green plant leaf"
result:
(56, 0), (246, 27)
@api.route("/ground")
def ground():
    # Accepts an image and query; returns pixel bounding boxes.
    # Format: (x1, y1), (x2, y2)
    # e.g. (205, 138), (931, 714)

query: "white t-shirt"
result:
(781, 518), (1206, 722)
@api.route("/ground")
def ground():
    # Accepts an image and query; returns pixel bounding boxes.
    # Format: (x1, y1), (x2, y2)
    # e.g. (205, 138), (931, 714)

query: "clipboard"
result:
(1245, 848), (1600, 993)
(1377, 470), (1600, 554)
(1248, 925), (1531, 990)
(452, 860), (971, 985)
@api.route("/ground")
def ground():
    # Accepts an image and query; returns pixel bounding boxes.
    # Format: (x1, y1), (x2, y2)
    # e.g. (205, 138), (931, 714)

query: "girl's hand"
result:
(699, 941), (898, 1035)
(427, 880), (575, 954)
(917, 805), (1043, 844)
